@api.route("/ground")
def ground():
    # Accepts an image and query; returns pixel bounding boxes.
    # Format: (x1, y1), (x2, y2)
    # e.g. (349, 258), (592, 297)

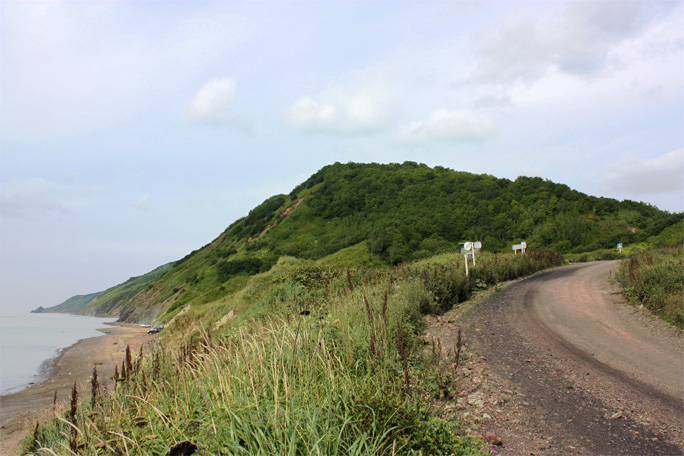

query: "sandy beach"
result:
(0, 322), (153, 455)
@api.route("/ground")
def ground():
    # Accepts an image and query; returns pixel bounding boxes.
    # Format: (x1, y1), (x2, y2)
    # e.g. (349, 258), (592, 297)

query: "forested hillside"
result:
(259, 161), (677, 259)
(71, 161), (680, 323)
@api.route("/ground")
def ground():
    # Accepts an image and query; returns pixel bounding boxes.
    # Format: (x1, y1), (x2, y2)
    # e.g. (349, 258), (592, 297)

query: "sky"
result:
(1, 0), (682, 313)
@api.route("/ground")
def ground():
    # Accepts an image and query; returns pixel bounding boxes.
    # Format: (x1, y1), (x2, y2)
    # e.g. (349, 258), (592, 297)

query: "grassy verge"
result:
(23, 250), (563, 455)
(565, 249), (625, 263)
(616, 245), (684, 330)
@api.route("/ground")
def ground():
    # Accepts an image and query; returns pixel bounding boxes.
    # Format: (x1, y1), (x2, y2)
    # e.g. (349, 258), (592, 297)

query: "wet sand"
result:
(0, 322), (153, 455)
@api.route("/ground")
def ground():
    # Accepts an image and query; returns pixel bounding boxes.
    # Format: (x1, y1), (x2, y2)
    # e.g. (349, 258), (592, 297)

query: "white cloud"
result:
(471, 13), (550, 85)
(186, 78), (237, 124)
(286, 91), (393, 134)
(471, 2), (676, 85)
(0, 177), (70, 218)
(286, 71), (396, 135)
(0, 3), (254, 141)
(600, 149), (684, 194)
(398, 109), (496, 144)
(287, 97), (338, 130)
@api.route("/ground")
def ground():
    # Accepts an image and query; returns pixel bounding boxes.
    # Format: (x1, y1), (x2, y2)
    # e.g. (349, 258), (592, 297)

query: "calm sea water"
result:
(0, 313), (116, 395)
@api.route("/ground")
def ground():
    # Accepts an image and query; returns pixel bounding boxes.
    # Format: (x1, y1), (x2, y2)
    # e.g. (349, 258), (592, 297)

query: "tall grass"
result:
(616, 245), (684, 330)
(24, 250), (564, 455)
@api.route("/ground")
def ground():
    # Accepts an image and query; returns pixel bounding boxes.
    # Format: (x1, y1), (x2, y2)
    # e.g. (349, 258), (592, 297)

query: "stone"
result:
(486, 432), (503, 446)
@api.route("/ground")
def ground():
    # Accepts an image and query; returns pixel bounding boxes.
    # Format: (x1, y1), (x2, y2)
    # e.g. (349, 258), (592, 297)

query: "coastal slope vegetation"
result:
(24, 249), (565, 455)
(24, 161), (683, 454)
(102, 161), (680, 325)
(32, 292), (100, 314)
(38, 262), (174, 317)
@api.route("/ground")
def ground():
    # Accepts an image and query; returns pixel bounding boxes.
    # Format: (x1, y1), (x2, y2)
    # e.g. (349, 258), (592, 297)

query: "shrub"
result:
(616, 245), (684, 329)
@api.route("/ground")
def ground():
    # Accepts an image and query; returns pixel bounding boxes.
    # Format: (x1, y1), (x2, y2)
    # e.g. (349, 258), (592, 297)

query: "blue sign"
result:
(617, 243), (623, 249)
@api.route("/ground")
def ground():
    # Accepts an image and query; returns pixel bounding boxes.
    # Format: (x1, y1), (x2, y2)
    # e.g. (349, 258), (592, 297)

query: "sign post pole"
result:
(461, 241), (481, 275)
(513, 241), (527, 255)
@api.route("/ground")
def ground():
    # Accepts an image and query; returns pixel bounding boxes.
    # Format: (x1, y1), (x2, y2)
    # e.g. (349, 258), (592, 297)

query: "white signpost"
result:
(617, 243), (623, 253)
(461, 241), (482, 275)
(512, 241), (527, 255)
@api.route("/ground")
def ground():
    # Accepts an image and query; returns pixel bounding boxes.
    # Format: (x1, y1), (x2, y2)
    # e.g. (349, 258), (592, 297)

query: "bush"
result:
(616, 245), (684, 329)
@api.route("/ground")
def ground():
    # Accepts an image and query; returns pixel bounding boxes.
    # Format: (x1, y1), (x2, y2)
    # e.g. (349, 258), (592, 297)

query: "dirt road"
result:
(427, 261), (683, 455)
(520, 261), (682, 400)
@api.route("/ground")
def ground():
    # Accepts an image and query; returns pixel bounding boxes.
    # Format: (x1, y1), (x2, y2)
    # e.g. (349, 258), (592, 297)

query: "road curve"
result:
(523, 261), (682, 400)
(472, 261), (684, 455)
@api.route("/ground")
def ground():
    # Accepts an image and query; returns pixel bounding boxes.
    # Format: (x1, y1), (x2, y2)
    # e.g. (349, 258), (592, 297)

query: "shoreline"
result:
(1, 317), (116, 397)
(0, 321), (152, 455)
(2, 338), (83, 398)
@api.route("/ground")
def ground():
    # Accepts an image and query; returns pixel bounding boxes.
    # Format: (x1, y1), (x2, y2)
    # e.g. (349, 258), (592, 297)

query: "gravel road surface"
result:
(427, 261), (683, 455)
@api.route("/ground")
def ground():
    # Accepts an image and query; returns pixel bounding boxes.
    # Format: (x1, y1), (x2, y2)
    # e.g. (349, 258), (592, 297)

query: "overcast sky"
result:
(1, 1), (682, 313)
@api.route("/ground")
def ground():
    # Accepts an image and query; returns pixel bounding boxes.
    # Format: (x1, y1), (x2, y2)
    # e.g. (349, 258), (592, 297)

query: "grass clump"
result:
(616, 245), (684, 330)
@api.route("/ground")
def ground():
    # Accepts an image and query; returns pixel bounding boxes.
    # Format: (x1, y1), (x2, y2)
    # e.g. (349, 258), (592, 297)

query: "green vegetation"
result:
(29, 161), (682, 454)
(85, 162), (679, 325)
(618, 219), (684, 256)
(24, 250), (564, 455)
(564, 249), (625, 263)
(39, 292), (100, 314)
(264, 162), (678, 259)
(616, 245), (684, 330)
(649, 219), (684, 246)
(43, 263), (175, 318)
(565, 220), (684, 263)
(89, 263), (175, 315)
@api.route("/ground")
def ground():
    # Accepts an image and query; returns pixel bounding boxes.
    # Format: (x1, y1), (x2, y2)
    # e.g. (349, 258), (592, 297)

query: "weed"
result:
(617, 245), (684, 329)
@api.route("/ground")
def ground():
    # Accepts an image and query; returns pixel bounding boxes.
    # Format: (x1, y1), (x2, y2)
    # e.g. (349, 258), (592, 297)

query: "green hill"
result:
(45, 262), (174, 318)
(74, 161), (681, 324)
(34, 292), (100, 314)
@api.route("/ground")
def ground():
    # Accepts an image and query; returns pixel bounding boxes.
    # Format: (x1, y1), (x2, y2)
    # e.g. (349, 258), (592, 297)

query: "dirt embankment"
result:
(426, 261), (683, 455)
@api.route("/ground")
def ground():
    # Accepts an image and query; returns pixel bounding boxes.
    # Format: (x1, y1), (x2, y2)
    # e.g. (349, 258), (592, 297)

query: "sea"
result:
(0, 313), (116, 395)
